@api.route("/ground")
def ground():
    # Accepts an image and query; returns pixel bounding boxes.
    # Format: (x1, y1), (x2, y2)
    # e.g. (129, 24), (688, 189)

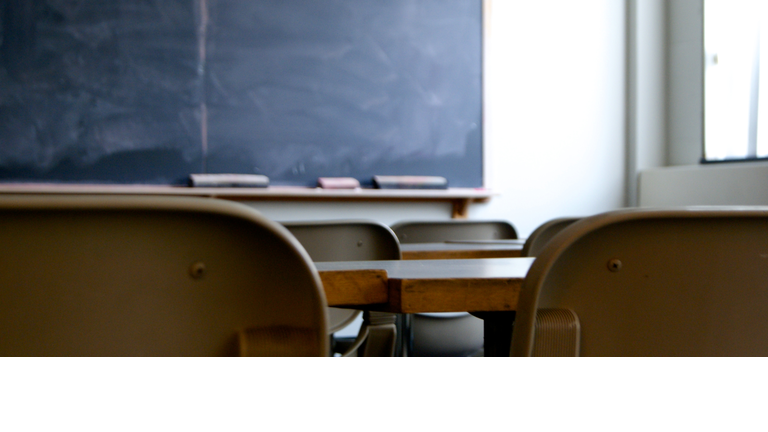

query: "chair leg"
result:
(398, 314), (413, 356)
(362, 311), (397, 357)
(473, 311), (516, 357)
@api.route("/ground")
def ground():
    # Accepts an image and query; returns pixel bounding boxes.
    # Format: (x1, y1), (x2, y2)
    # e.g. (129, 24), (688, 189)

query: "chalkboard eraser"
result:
(373, 175), (448, 190)
(188, 174), (269, 188)
(318, 177), (361, 189)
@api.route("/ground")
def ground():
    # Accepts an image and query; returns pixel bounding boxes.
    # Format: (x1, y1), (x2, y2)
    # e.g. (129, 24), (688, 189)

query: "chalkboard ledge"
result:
(0, 184), (495, 219)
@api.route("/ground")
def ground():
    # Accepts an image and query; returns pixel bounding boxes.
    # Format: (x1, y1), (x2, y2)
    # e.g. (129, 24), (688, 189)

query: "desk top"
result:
(317, 257), (534, 279)
(317, 257), (535, 313)
(444, 239), (526, 245)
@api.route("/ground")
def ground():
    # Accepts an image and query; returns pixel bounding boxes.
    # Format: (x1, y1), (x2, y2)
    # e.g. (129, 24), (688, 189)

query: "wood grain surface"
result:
(317, 258), (534, 313)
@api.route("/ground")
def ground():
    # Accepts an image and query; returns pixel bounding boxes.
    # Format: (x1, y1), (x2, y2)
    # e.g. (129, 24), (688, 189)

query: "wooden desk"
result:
(400, 242), (523, 260)
(317, 257), (534, 313)
(318, 257), (534, 356)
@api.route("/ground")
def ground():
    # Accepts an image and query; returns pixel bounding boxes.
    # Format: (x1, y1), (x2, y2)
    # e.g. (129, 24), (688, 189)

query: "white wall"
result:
(635, 0), (668, 172)
(626, 0), (668, 206)
(666, 0), (704, 166)
(246, 0), (629, 236)
(637, 0), (768, 208)
(470, 0), (627, 235)
(640, 162), (768, 206)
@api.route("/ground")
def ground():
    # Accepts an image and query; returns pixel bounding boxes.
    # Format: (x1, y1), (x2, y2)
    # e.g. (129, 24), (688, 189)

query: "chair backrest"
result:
(0, 194), (328, 356)
(391, 220), (517, 243)
(281, 220), (401, 335)
(282, 220), (401, 262)
(521, 217), (580, 257)
(390, 220), (515, 356)
(512, 207), (768, 356)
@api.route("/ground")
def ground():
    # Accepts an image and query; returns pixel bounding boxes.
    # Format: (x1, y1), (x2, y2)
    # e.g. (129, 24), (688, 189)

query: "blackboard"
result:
(0, 0), (483, 187)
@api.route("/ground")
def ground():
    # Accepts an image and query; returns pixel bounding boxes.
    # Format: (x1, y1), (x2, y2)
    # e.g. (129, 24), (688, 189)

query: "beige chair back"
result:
(283, 220), (401, 356)
(391, 219), (516, 356)
(512, 207), (768, 356)
(0, 195), (328, 356)
(282, 220), (401, 334)
(283, 221), (401, 262)
(521, 217), (580, 257)
(391, 220), (517, 244)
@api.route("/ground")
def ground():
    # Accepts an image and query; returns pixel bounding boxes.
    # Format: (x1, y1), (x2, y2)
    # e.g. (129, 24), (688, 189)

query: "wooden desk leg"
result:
(473, 311), (516, 357)
(451, 199), (470, 219)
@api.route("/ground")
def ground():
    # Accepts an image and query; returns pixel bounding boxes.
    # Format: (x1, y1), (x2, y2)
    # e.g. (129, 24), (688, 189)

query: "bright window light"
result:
(704, 0), (768, 160)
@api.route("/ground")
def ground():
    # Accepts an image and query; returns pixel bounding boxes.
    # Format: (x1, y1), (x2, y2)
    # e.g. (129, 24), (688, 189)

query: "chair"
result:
(480, 217), (580, 356)
(281, 220), (401, 356)
(521, 217), (580, 257)
(391, 219), (518, 356)
(391, 220), (518, 244)
(511, 207), (768, 356)
(0, 194), (328, 356)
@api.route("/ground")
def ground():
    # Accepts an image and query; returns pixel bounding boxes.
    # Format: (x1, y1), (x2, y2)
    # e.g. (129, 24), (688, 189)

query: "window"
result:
(704, 0), (768, 161)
